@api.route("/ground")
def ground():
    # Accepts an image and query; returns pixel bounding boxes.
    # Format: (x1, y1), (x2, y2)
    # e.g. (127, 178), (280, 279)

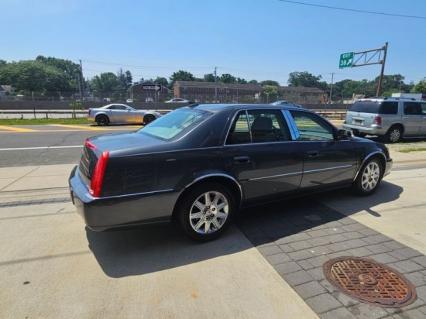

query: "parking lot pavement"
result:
(1, 163), (426, 318)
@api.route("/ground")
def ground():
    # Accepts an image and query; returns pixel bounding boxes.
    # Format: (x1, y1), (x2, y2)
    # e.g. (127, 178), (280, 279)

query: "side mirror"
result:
(336, 129), (352, 140)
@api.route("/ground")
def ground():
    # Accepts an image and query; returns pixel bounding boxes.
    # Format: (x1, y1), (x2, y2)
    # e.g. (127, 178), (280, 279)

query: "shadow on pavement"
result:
(87, 181), (403, 278)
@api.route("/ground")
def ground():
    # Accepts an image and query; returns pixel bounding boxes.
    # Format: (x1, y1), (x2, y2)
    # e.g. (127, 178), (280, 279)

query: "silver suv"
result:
(343, 98), (426, 142)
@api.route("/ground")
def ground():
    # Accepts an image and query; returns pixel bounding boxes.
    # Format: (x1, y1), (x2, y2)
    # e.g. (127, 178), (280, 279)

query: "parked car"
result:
(343, 98), (426, 142)
(165, 98), (190, 104)
(70, 104), (392, 241)
(271, 101), (303, 108)
(88, 104), (161, 126)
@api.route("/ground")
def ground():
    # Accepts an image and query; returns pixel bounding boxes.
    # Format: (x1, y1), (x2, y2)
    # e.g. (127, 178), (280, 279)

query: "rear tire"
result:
(352, 158), (383, 196)
(143, 114), (156, 125)
(96, 114), (109, 126)
(385, 125), (402, 143)
(176, 182), (235, 241)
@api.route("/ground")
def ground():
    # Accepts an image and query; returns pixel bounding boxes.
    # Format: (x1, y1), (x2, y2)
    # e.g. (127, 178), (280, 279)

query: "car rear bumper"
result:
(68, 166), (178, 231)
(343, 124), (387, 136)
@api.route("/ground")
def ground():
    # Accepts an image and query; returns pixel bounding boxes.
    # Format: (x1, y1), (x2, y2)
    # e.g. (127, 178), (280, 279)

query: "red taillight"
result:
(373, 116), (382, 126)
(89, 151), (109, 197)
(85, 139), (96, 150)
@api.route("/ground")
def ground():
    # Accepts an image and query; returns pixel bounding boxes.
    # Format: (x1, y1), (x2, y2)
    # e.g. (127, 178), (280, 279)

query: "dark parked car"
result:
(69, 104), (392, 241)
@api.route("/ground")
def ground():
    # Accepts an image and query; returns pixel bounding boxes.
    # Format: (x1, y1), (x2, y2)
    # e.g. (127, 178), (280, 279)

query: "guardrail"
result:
(0, 109), (347, 120)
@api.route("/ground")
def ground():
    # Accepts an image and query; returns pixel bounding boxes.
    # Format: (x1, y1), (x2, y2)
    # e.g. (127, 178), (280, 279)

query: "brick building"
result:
(130, 82), (170, 102)
(278, 86), (327, 104)
(173, 81), (326, 104)
(173, 81), (262, 103)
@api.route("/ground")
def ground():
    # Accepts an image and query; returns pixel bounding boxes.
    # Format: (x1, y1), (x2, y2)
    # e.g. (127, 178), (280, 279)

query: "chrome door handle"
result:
(306, 151), (319, 158)
(233, 156), (251, 164)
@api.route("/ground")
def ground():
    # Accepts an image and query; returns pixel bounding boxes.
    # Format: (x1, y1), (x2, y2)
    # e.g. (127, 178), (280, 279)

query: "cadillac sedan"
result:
(70, 104), (392, 241)
(88, 104), (161, 125)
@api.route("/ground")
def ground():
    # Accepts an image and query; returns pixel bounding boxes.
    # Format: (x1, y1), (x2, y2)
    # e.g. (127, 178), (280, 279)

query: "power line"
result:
(276, 0), (426, 20)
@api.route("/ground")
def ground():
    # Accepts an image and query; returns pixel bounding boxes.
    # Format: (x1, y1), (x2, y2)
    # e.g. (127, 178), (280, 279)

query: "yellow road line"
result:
(49, 124), (107, 131)
(0, 125), (36, 133)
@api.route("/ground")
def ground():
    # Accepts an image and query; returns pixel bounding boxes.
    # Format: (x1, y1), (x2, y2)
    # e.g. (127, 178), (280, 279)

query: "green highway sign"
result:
(339, 52), (354, 68)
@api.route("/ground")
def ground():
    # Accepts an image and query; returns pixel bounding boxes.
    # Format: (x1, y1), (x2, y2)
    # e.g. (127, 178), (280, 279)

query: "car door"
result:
(224, 109), (303, 202)
(288, 110), (358, 188)
(402, 102), (423, 136)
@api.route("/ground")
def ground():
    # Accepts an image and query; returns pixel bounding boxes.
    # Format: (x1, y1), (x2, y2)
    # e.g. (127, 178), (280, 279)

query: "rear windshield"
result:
(138, 107), (211, 140)
(349, 101), (398, 114)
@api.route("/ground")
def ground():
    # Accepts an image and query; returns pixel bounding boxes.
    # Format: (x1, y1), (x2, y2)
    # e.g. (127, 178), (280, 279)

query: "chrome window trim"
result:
(353, 151), (386, 181)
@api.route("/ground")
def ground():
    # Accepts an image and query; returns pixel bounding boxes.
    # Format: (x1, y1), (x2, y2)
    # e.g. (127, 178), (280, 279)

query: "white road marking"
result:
(0, 145), (83, 151)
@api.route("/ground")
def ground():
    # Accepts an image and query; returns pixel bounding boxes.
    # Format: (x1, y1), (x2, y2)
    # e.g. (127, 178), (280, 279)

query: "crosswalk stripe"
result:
(0, 126), (36, 133)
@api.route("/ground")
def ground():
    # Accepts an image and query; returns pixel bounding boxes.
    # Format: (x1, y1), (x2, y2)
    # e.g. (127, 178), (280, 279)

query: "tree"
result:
(248, 80), (258, 84)
(117, 69), (133, 90)
(412, 79), (426, 94)
(90, 72), (120, 97)
(154, 76), (168, 87)
(262, 85), (279, 103)
(220, 73), (236, 83)
(170, 70), (195, 83)
(236, 77), (247, 84)
(288, 71), (327, 90)
(203, 73), (215, 82)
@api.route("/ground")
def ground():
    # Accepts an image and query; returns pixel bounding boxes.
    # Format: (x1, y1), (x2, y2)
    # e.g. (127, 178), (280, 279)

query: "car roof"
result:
(193, 103), (305, 113)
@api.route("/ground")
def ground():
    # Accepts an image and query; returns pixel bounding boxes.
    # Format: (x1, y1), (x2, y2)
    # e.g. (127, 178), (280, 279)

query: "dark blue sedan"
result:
(69, 104), (392, 241)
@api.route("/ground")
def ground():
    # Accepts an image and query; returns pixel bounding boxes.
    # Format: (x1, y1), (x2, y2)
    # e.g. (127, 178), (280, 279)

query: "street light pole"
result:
(214, 66), (218, 103)
(329, 72), (334, 104)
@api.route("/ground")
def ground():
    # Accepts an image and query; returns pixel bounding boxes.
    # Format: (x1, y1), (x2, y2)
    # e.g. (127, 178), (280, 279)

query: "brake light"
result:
(373, 116), (382, 126)
(85, 139), (96, 150)
(89, 151), (109, 197)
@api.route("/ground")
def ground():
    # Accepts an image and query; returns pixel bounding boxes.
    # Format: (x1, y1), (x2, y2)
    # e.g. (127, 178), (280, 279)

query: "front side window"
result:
(404, 102), (422, 115)
(421, 103), (426, 114)
(290, 111), (334, 141)
(139, 108), (210, 140)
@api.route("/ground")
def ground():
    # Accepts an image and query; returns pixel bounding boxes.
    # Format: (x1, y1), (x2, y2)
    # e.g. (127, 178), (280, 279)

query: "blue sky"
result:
(1, 0), (425, 84)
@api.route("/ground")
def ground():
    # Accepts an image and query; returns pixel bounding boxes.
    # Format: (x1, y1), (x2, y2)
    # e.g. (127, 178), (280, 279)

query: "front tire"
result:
(143, 114), (156, 125)
(353, 158), (382, 195)
(176, 183), (235, 241)
(96, 114), (109, 126)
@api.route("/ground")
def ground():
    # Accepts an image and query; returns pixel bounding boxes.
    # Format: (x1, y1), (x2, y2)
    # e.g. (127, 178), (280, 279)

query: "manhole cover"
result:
(323, 257), (416, 308)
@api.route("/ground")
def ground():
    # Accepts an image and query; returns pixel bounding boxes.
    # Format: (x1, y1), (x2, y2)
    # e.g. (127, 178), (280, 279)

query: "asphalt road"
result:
(0, 125), (137, 167)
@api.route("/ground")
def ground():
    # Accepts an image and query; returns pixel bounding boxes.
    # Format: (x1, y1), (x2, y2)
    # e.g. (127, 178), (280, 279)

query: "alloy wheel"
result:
(361, 162), (381, 191)
(389, 129), (401, 142)
(189, 191), (229, 234)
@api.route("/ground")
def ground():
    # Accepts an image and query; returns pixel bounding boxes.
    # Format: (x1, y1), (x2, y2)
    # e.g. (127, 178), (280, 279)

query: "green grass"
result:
(0, 118), (89, 125)
(398, 147), (426, 153)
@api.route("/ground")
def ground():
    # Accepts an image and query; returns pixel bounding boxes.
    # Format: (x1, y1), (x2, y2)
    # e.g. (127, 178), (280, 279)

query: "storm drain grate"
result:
(323, 256), (417, 308)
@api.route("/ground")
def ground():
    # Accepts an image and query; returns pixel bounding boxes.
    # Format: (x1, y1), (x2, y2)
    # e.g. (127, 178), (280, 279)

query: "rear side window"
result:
(404, 102), (422, 115)
(247, 110), (290, 143)
(379, 102), (398, 114)
(226, 111), (251, 145)
(349, 101), (380, 114)
(226, 109), (290, 144)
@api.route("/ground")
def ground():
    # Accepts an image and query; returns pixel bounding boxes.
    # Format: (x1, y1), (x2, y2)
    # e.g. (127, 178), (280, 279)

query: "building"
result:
(173, 81), (326, 104)
(173, 81), (262, 103)
(278, 86), (327, 104)
(130, 82), (170, 102)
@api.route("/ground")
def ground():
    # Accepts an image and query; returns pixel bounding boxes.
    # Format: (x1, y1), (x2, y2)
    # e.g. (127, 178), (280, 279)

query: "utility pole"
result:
(78, 59), (84, 101)
(329, 72), (334, 104)
(376, 42), (388, 97)
(214, 66), (218, 103)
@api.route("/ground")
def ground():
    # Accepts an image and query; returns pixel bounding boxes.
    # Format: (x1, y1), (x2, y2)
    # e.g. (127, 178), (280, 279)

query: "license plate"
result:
(352, 119), (363, 125)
